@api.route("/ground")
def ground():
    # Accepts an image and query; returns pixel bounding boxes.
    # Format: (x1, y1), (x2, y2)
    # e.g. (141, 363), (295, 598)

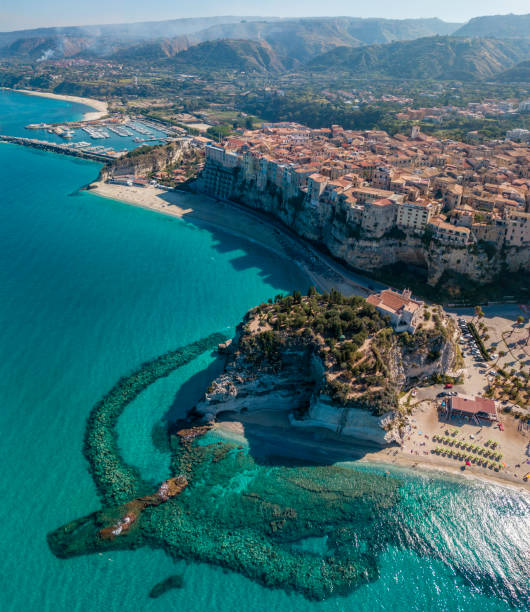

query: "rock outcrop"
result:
(99, 141), (188, 180)
(196, 292), (458, 446)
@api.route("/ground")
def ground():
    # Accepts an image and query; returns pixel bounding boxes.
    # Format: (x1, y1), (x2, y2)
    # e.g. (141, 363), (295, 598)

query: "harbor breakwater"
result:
(84, 332), (227, 506)
(0, 134), (117, 162)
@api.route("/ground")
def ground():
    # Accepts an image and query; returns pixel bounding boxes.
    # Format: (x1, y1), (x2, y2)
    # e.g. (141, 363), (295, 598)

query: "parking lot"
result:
(456, 310), (529, 411)
(412, 307), (529, 409)
(454, 314), (492, 396)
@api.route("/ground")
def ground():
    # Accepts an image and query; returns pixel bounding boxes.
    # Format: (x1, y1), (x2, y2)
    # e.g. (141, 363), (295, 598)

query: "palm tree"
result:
(473, 305), (484, 323)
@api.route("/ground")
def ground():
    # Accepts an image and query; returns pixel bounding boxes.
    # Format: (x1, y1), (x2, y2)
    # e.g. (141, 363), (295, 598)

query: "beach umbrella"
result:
(466, 461), (471, 466)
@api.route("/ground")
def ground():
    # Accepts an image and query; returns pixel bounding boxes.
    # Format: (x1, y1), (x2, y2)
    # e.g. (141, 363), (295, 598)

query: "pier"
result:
(0, 134), (123, 162)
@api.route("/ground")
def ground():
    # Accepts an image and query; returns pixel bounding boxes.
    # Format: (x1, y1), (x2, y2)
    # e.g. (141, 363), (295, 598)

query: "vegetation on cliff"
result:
(238, 290), (394, 415)
(223, 288), (458, 419)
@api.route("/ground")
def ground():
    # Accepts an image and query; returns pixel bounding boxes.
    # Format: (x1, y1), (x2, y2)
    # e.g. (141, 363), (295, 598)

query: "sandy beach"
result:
(4, 88), (108, 120)
(215, 409), (529, 493)
(88, 181), (375, 297)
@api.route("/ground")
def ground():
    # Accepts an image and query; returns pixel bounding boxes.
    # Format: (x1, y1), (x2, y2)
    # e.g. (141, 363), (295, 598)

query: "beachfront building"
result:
(446, 395), (498, 423)
(366, 288), (423, 333)
(199, 122), (530, 266)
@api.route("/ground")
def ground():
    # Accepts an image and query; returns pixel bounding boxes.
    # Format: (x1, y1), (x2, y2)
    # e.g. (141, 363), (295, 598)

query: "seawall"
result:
(0, 134), (116, 163)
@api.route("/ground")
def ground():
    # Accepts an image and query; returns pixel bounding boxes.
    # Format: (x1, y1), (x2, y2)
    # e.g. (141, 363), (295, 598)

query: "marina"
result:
(107, 125), (134, 137)
(23, 116), (173, 154)
(82, 126), (111, 139)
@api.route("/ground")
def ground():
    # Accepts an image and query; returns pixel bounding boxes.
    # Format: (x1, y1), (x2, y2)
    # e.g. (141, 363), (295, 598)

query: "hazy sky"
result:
(1, 0), (529, 31)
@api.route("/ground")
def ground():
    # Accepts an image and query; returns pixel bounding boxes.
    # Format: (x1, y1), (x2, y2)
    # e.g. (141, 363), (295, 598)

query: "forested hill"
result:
(170, 39), (286, 74)
(307, 36), (530, 80)
(494, 60), (530, 83)
(454, 13), (530, 39)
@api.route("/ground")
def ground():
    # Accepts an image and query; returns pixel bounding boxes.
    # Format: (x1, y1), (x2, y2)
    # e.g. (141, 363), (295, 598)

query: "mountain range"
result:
(453, 13), (530, 39)
(1, 14), (529, 82)
(0, 16), (463, 61)
(308, 36), (530, 80)
(161, 36), (530, 81)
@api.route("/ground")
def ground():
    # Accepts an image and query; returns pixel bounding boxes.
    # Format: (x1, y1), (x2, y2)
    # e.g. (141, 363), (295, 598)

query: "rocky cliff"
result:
(99, 141), (188, 180)
(196, 292), (458, 446)
(195, 168), (527, 290)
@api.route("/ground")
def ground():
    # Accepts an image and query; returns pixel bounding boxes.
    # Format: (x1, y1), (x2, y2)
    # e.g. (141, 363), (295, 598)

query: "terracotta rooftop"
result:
(449, 396), (497, 416)
(366, 289), (421, 315)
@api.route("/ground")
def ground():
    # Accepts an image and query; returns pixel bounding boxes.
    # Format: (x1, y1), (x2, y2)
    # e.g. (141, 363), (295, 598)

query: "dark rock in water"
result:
(149, 574), (184, 598)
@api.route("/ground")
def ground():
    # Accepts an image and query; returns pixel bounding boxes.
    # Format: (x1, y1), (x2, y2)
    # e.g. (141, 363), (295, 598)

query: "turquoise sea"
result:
(0, 93), (528, 612)
(0, 88), (167, 150)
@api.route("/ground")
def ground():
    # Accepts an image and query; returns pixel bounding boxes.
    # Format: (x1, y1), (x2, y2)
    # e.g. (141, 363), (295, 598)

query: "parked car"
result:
(450, 391), (458, 396)
(437, 392), (447, 398)
(444, 383), (453, 389)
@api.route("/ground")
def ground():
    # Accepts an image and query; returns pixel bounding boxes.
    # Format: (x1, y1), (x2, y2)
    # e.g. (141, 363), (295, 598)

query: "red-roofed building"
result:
(447, 395), (498, 422)
(366, 288), (423, 333)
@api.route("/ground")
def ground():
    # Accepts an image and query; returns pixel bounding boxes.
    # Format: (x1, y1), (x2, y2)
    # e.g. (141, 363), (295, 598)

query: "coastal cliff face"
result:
(99, 141), (188, 180)
(196, 292), (458, 446)
(195, 167), (527, 288)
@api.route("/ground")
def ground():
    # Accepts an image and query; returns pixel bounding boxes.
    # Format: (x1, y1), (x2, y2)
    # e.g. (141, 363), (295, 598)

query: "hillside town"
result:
(396, 97), (530, 124)
(201, 122), (530, 249)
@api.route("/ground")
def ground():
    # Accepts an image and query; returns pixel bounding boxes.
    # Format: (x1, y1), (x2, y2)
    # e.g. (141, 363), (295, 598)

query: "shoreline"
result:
(87, 181), (375, 297)
(1, 87), (108, 120)
(86, 183), (528, 494)
(214, 418), (529, 494)
(360, 449), (529, 494)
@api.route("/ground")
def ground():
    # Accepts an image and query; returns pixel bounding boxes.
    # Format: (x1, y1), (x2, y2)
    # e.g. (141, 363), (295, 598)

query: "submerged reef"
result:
(148, 574), (184, 598)
(47, 332), (529, 605)
(50, 423), (405, 599)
